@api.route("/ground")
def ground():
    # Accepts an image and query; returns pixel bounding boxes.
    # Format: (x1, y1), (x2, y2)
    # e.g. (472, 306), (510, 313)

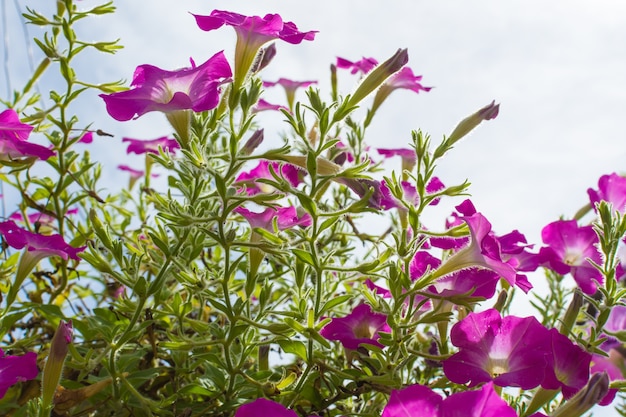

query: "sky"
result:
(3, 1), (626, 414)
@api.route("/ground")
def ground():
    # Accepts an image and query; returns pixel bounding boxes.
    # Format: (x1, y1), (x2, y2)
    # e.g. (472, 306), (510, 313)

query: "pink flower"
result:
(381, 382), (517, 417)
(194, 11), (316, 87)
(319, 303), (390, 350)
(235, 206), (311, 231)
(118, 165), (159, 179)
(234, 398), (297, 417)
(588, 172), (626, 214)
(0, 349), (38, 399)
(0, 220), (84, 261)
(100, 52), (232, 121)
(541, 328), (591, 398)
(336, 56), (378, 75)
(538, 219), (603, 295)
(122, 136), (180, 155)
(77, 131), (93, 144)
(10, 208), (79, 229)
(253, 98), (289, 113)
(263, 78), (317, 109)
(377, 147), (416, 166)
(235, 160), (303, 195)
(0, 109), (33, 141)
(443, 309), (550, 389)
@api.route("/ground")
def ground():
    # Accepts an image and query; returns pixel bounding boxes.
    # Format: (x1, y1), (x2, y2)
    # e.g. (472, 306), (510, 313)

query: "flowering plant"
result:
(1, 2), (625, 417)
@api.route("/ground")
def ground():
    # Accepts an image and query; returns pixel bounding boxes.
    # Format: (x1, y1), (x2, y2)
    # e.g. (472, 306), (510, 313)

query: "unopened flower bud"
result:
(42, 320), (73, 410)
(551, 372), (609, 417)
(251, 43), (277, 73)
(446, 100), (500, 145)
(347, 48), (409, 107)
(242, 129), (264, 155)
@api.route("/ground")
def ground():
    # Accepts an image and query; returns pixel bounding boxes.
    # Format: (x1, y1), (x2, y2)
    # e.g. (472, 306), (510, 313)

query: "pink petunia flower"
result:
(234, 206), (311, 231)
(336, 56), (379, 75)
(0, 109), (33, 141)
(194, 10), (316, 87)
(235, 160), (303, 195)
(319, 303), (390, 350)
(252, 98), (289, 113)
(369, 67), (432, 123)
(263, 78), (317, 109)
(234, 398), (297, 417)
(99, 52), (232, 122)
(541, 328), (591, 398)
(443, 309), (551, 389)
(10, 208), (79, 230)
(588, 172), (626, 214)
(122, 136), (180, 155)
(381, 382), (517, 417)
(538, 219), (603, 295)
(0, 220), (84, 261)
(0, 349), (39, 399)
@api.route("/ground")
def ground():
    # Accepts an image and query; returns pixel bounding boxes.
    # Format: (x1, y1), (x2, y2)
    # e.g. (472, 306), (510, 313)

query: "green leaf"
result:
(276, 339), (307, 360)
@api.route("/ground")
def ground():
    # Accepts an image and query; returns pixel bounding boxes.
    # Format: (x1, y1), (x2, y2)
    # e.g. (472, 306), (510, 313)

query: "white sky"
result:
(3, 1), (626, 414)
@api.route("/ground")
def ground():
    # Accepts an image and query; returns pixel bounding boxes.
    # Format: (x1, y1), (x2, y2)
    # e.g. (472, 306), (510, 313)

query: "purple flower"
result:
(336, 56), (379, 75)
(590, 352), (624, 406)
(235, 206), (311, 231)
(194, 11), (316, 87)
(235, 160), (303, 195)
(0, 349), (38, 399)
(538, 219), (603, 295)
(77, 131), (93, 144)
(234, 398), (297, 417)
(588, 173), (626, 214)
(319, 303), (390, 350)
(377, 147), (416, 166)
(381, 382), (517, 417)
(443, 309), (550, 389)
(0, 109), (33, 141)
(122, 136), (180, 155)
(0, 220), (84, 261)
(369, 67), (432, 122)
(100, 52), (232, 121)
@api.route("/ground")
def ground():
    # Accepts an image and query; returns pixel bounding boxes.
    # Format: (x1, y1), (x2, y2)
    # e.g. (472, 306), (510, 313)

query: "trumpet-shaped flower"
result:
(234, 398), (297, 417)
(0, 109), (33, 141)
(0, 349), (38, 399)
(381, 382), (517, 417)
(319, 303), (390, 350)
(538, 219), (603, 295)
(122, 136), (180, 155)
(336, 56), (378, 75)
(443, 309), (550, 389)
(235, 160), (303, 195)
(194, 11), (316, 87)
(253, 98), (289, 113)
(541, 328), (591, 398)
(235, 206), (311, 231)
(0, 220), (84, 261)
(99, 52), (232, 121)
(588, 172), (626, 214)
(263, 78), (317, 109)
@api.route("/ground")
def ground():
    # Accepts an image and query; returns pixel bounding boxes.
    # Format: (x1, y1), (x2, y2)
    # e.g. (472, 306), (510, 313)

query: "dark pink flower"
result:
(100, 52), (232, 121)
(77, 131), (93, 144)
(194, 11), (315, 86)
(10, 208), (78, 229)
(234, 398), (297, 417)
(382, 66), (432, 94)
(0, 220), (84, 261)
(541, 328), (591, 398)
(538, 220), (603, 295)
(588, 173), (626, 214)
(429, 200), (520, 290)
(122, 136), (180, 155)
(235, 160), (303, 195)
(443, 309), (550, 389)
(235, 206), (311, 231)
(381, 382), (517, 417)
(0, 109), (33, 141)
(253, 98), (289, 113)
(590, 352), (624, 406)
(319, 303), (390, 350)
(377, 147), (416, 165)
(0, 349), (38, 399)
(336, 56), (378, 75)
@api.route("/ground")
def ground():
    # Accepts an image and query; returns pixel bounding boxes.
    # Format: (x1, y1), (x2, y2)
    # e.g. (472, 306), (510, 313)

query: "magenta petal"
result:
(541, 329), (591, 398)
(0, 109), (34, 141)
(0, 349), (38, 399)
(439, 382), (517, 417)
(0, 220), (84, 260)
(588, 173), (626, 214)
(234, 398), (297, 417)
(319, 304), (390, 350)
(381, 384), (442, 417)
(100, 51), (231, 121)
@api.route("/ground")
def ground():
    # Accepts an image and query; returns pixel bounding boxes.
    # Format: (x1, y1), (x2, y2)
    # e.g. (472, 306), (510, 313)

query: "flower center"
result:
(564, 250), (583, 266)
